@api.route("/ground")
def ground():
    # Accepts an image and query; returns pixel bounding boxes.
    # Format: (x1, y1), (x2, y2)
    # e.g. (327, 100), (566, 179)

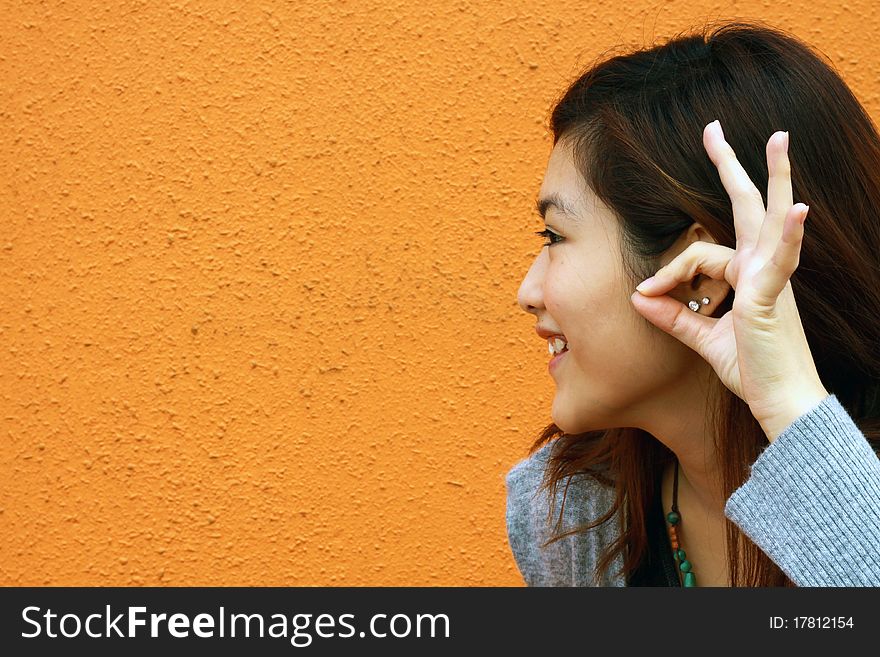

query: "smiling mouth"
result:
(548, 338), (569, 358)
(549, 348), (569, 371)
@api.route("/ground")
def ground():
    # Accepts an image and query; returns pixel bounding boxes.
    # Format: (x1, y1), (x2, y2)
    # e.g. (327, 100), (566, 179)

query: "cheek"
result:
(541, 259), (594, 317)
(539, 269), (569, 321)
(568, 314), (632, 378)
(565, 284), (648, 375)
(543, 260), (619, 329)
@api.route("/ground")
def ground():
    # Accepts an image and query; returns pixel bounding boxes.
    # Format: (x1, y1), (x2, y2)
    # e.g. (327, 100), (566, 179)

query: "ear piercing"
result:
(688, 297), (710, 312)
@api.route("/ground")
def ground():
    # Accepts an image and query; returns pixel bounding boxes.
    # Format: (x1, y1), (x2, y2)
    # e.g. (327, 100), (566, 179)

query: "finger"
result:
(758, 131), (794, 260)
(635, 241), (737, 295)
(752, 204), (809, 307)
(703, 120), (764, 251)
(630, 289), (718, 358)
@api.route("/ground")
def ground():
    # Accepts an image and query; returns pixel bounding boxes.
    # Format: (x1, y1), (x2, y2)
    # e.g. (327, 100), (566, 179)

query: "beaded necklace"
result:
(665, 458), (697, 587)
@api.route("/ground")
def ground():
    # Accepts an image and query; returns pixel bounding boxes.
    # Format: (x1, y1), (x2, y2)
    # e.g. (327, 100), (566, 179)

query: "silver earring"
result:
(688, 297), (710, 312)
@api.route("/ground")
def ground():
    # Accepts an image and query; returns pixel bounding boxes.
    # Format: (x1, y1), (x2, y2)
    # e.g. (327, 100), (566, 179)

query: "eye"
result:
(534, 229), (563, 247)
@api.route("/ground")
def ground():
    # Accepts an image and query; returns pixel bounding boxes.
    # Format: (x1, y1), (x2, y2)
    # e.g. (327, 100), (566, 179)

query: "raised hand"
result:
(630, 120), (828, 442)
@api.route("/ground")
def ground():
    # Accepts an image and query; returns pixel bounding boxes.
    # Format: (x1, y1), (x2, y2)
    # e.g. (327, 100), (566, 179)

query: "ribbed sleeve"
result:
(723, 393), (880, 586)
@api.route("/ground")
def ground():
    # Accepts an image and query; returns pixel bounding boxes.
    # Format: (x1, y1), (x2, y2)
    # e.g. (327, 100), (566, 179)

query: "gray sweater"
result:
(505, 393), (880, 586)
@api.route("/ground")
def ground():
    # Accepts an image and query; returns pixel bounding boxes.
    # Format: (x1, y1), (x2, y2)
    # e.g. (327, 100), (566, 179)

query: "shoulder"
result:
(505, 441), (625, 587)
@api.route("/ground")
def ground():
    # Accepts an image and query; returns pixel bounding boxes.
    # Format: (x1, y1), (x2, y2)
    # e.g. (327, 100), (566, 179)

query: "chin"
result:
(550, 408), (579, 434)
(551, 403), (602, 435)
(555, 420), (583, 434)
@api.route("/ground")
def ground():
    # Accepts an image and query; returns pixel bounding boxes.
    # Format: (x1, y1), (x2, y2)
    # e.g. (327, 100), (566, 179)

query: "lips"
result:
(535, 325), (567, 341)
(548, 345), (568, 373)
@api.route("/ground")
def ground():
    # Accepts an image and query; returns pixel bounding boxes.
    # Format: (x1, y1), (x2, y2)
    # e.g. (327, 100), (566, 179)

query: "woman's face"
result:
(517, 138), (703, 434)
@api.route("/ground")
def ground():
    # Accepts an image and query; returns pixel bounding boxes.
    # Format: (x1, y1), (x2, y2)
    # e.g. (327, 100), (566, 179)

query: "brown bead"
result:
(671, 540), (679, 549)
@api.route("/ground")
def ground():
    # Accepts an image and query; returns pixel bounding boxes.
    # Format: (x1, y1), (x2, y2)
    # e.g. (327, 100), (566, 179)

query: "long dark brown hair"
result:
(529, 19), (880, 587)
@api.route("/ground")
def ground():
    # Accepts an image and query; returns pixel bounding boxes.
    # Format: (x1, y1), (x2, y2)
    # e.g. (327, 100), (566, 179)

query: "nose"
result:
(517, 249), (547, 316)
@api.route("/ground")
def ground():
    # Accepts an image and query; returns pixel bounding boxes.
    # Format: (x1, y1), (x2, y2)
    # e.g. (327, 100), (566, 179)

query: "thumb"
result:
(629, 290), (714, 356)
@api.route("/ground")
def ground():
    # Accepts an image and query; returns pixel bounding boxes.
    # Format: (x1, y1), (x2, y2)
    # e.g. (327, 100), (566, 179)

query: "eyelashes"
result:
(534, 229), (563, 247)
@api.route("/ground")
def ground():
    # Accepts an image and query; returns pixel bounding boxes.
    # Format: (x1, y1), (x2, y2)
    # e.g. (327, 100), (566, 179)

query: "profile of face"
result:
(517, 138), (710, 434)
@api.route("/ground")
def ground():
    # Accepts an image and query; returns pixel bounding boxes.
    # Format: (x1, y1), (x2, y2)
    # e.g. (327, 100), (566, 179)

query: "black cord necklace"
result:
(666, 458), (697, 587)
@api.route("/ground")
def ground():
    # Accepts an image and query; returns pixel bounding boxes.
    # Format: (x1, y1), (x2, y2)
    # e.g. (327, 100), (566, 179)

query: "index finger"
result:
(703, 120), (764, 251)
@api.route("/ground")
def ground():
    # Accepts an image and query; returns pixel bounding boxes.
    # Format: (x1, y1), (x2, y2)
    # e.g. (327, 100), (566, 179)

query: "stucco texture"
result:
(2, 2), (879, 585)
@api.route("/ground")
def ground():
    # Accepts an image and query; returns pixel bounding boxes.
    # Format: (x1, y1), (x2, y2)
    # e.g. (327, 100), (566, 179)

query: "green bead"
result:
(676, 549), (686, 561)
(679, 560), (692, 573)
(684, 572), (697, 587)
(666, 511), (680, 525)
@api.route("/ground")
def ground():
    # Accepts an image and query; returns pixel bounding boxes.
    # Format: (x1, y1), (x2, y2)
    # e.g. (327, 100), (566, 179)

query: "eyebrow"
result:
(535, 193), (580, 222)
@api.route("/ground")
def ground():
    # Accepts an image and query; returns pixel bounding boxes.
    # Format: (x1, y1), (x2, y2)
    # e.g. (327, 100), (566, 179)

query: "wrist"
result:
(756, 385), (830, 443)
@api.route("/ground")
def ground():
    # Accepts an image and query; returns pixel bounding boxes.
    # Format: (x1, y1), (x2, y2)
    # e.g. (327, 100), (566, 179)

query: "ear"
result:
(658, 222), (733, 316)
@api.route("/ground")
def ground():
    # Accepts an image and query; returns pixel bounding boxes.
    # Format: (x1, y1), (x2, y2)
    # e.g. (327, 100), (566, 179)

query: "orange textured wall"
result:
(3, 2), (879, 585)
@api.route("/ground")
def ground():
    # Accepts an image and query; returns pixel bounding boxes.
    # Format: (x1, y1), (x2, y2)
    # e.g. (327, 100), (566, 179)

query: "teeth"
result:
(548, 337), (568, 356)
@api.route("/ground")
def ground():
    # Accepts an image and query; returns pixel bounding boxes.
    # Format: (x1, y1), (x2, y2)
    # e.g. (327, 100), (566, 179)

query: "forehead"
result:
(537, 141), (622, 245)
(540, 141), (583, 198)
(538, 140), (597, 222)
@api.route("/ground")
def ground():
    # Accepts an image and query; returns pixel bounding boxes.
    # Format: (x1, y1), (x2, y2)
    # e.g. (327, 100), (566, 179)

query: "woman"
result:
(506, 20), (880, 587)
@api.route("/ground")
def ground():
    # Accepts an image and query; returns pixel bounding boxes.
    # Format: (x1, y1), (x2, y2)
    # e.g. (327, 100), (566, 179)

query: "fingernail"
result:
(800, 205), (810, 224)
(783, 131), (790, 153)
(636, 276), (656, 293)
